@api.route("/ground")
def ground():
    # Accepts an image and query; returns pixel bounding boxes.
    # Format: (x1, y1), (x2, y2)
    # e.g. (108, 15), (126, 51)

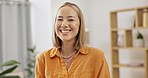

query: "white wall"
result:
(31, 0), (148, 78)
(30, 0), (52, 52)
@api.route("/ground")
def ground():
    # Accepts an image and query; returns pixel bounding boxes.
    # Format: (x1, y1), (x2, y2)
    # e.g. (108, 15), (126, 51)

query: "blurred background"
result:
(0, 0), (148, 78)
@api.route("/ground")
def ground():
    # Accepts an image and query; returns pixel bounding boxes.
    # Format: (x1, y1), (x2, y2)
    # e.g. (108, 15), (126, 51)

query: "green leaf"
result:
(27, 63), (35, 68)
(137, 31), (143, 39)
(0, 75), (20, 78)
(28, 46), (36, 53)
(0, 60), (20, 66)
(27, 48), (34, 53)
(25, 69), (33, 75)
(0, 65), (18, 76)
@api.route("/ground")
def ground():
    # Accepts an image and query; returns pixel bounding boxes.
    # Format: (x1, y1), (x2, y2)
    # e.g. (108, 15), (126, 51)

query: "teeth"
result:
(61, 30), (70, 32)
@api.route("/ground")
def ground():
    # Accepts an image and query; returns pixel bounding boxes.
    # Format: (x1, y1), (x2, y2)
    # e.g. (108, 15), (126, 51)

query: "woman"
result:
(35, 2), (110, 78)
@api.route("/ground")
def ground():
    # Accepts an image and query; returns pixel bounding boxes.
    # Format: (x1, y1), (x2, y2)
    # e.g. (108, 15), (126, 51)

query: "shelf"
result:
(111, 28), (132, 31)
(111, 8), (135, 13)
(110, 6), (148, 13)
(111, 27), (148, 31)
(112, 47), (148, 50)
(110, 6), (148, 78)
(113, 64), (144, 69)
(134, 27), (148, 29)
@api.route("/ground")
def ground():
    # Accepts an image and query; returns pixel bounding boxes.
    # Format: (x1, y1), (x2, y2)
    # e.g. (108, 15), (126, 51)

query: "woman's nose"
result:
(61, 20), (68, 28)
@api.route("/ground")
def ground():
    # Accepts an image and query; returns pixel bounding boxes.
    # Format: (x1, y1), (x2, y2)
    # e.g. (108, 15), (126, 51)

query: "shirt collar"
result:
(49, 47), (60, 58)
(79, 46), (89, 54)
(49, 46), (89, 58)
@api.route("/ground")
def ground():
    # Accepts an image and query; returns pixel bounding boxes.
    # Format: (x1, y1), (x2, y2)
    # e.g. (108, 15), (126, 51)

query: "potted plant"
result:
(25, 46), (36, 78)
(134, 30), (144, 47)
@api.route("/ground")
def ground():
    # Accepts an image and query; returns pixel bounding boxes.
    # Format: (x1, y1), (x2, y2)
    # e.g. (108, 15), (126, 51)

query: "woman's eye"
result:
(68, 19), (74, 21)
(57, 19), (63, 21)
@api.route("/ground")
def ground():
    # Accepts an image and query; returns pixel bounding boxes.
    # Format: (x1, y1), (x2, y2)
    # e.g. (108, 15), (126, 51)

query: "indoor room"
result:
(0, 0), (148, 78)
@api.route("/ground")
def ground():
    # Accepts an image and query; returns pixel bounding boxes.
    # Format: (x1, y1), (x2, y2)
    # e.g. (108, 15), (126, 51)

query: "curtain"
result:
(0, 1), (31, 69)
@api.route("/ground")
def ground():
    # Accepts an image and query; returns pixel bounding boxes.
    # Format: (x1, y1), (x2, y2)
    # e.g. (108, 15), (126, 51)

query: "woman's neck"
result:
(61, 40), (76, 56)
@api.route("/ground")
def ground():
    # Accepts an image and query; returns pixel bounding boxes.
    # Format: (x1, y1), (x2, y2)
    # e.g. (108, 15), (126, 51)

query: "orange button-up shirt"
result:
(35, 46), (110, 78)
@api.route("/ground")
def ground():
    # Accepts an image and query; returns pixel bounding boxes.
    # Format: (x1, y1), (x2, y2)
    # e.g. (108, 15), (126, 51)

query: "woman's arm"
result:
(97, 55), (110, 78)
(35, 55), (45, 78)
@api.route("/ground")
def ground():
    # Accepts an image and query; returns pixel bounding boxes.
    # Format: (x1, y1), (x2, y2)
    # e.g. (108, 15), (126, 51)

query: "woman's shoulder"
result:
(85, 46), (106, 63)
(86, 46), (104, 56)
(36, 47), (57, 59)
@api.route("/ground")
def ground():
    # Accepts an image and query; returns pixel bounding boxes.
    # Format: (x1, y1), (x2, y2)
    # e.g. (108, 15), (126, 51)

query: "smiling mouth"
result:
(60, 29), (72, 34)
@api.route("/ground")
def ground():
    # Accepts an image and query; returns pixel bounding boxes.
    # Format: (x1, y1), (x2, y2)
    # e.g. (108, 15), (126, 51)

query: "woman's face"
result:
(55, 6), (80, 42)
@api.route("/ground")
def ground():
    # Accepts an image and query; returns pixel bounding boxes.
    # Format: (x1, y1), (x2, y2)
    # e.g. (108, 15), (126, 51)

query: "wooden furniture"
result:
(110, 6), (148, 78)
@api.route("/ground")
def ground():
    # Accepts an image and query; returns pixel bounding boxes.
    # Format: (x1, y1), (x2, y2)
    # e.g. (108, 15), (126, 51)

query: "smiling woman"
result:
(35, 2), (110, 78)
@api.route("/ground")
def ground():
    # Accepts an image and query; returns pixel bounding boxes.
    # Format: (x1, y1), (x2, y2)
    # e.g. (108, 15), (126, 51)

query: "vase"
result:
(133, 39), (144, 47)
(117, 34), (125, 47)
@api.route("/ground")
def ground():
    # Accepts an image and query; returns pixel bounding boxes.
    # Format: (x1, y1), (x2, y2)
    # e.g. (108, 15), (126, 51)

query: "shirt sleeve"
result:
(98, 55), (111, 78)
(35, 55), (45, 78)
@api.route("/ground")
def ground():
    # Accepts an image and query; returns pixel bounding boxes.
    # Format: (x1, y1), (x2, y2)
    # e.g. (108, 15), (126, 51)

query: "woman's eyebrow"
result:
(68, 16), (75, 18)
(57, 16), (63, 18)
(57, 16), (76, 18)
